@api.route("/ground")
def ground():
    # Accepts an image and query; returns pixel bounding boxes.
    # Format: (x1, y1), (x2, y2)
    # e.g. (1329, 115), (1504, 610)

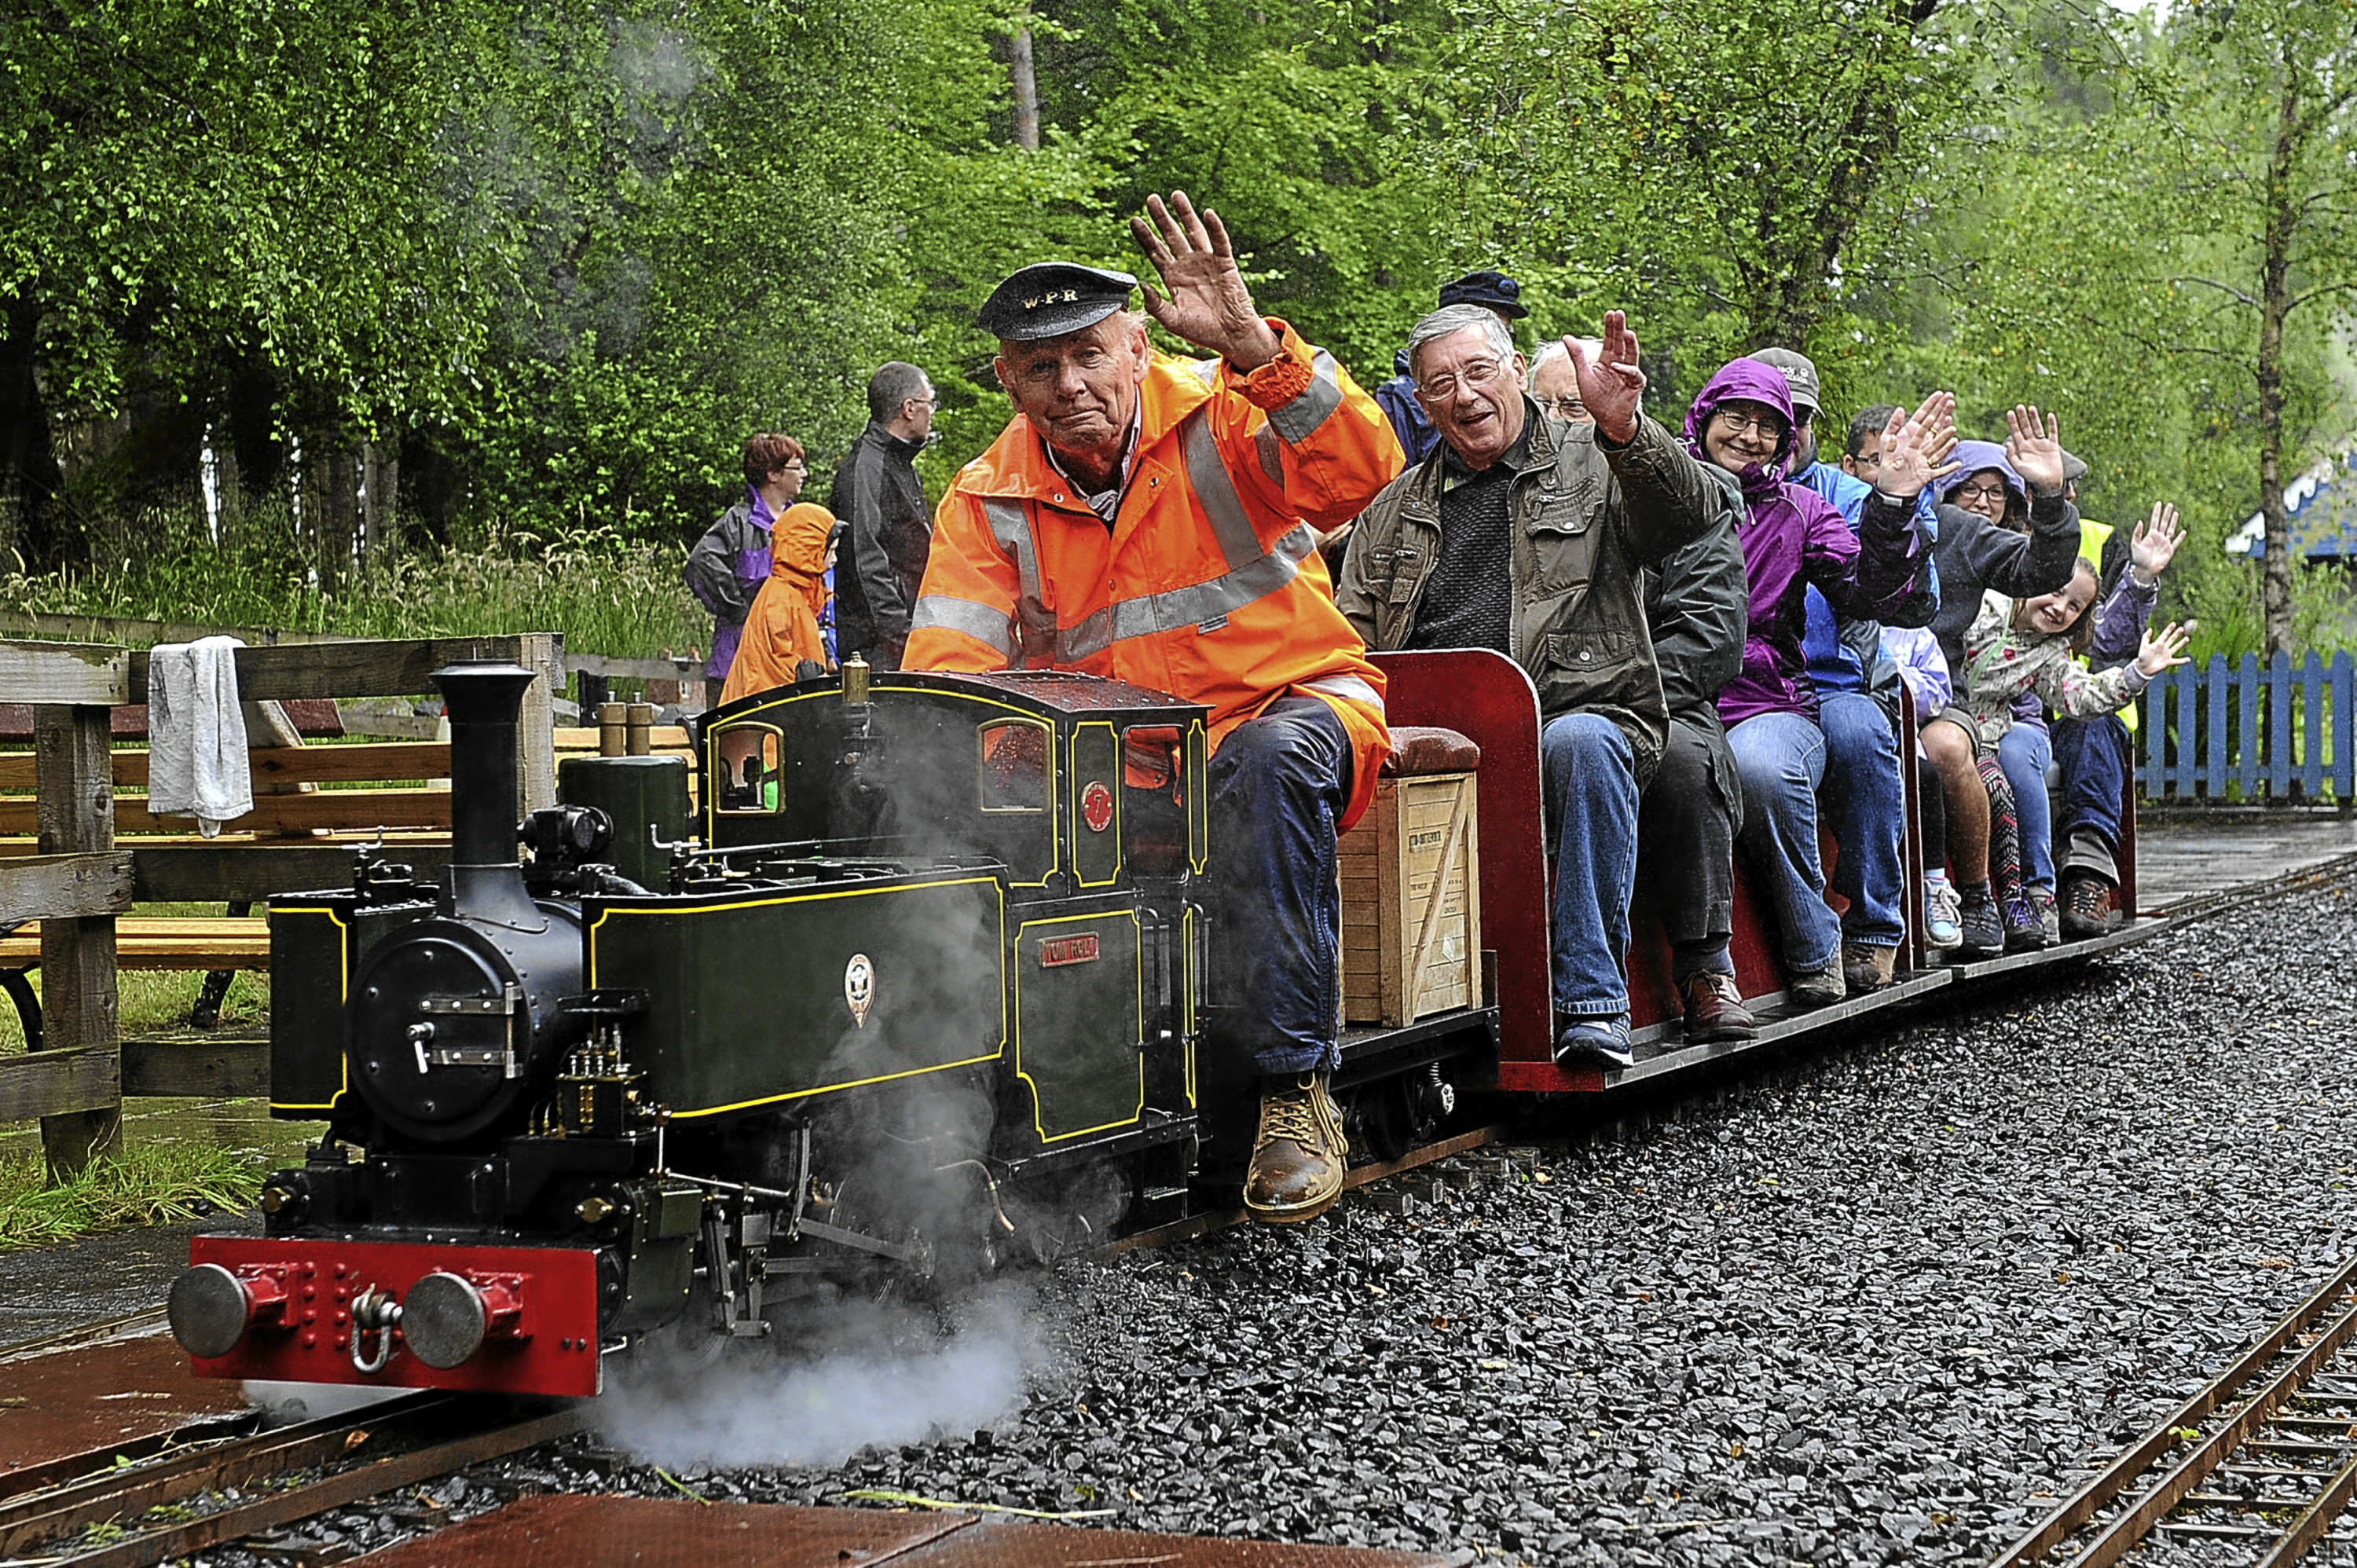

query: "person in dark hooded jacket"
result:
(1915, 413), (2083, 957)
(1684, 359), (1944, 1009)
(830, 363), (937, 669)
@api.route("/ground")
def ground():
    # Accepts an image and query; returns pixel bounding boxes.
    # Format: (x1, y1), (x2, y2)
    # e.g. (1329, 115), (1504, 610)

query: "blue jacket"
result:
(1794, 459), (1940, 713)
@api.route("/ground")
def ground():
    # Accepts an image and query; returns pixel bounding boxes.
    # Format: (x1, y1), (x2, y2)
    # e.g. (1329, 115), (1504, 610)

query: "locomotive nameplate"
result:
(1039, 932), (1100, 968)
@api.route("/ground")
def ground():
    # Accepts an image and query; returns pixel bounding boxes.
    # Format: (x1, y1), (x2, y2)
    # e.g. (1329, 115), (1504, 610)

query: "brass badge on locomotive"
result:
(844, 952), (875, 1028)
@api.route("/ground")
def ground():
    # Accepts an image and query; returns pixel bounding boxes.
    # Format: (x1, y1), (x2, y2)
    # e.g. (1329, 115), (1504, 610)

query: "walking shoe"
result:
(1955, 888), (2003, 958)
(2061, 870), (2123, 940)
(2003, 896), (2051, 951)
(1679, 972), (1757, 1044)
(1923, 880), (1963, 949)
(1243, 1072), (1348, 1225)
(1788, 960), (1846, 1009)
(1842, 943), (1897, 994)
(1554, 1016), (1635, 1070)
(2032, 886), (2061, 946)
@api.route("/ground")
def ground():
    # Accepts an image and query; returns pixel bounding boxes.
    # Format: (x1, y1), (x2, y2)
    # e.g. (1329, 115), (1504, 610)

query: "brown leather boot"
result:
(1679, 971), (1757, 1043)
(1243, 1072), (1348, 1225)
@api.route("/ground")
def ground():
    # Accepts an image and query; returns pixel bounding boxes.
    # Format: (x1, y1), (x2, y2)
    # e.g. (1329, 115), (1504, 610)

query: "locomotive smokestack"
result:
(432, 662), (542, 925)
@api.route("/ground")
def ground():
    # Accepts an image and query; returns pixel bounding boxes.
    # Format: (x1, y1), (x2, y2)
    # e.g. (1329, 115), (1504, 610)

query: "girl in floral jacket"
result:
(1961, 566), (2190, 944)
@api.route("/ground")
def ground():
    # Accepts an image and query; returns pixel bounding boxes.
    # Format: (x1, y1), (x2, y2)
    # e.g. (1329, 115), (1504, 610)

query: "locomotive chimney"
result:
(432, 662), (543, 926)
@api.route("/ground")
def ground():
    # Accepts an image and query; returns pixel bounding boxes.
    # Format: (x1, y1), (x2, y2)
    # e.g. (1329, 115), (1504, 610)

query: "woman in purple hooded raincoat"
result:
(1681, 359), (1942, 1009)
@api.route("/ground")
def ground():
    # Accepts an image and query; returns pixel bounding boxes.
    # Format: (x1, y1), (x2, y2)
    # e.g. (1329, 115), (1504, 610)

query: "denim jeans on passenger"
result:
(2053, 713), (2130, 881)
(1997, 722), (2055, 891)
(1540, 713), (1640, 1021)
(1728, 710), (1841, 975)
(1204, 696), (1352, 1075)
(1816, 692), (1908, 949)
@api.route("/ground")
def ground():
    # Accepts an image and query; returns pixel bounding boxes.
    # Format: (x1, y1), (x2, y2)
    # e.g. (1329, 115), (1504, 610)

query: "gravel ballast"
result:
(188, 878), (2357, 1567)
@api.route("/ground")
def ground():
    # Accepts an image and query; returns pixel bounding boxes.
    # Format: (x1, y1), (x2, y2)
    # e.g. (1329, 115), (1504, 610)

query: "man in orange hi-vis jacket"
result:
(905, 191), (1402, 1225)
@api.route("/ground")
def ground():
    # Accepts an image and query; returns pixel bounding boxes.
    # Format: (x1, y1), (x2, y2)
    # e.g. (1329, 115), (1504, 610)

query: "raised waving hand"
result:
(1563, 312), (1648, 444)
(1128, 191), (1282, 372)
(2130, 502), (2187, 584)
(2005, 405), (2066, 497)
(1874, 391), (1961, 500)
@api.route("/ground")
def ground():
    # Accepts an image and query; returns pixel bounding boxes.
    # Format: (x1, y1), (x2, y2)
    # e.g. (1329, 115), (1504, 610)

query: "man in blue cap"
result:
(1373, 270), (1528, 466)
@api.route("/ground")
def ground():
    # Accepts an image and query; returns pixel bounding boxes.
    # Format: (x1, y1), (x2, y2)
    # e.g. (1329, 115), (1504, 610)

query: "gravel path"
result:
(189, 877), (2357, 1567)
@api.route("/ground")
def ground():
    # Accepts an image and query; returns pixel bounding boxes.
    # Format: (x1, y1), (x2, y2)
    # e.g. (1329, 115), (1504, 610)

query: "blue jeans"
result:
(1997, 723), (2055, 892)
(1729, 710), (1840, 974)
(2054, 713), (2130, 881)
(1541, 713), (1640, 1020)
(1817, 693), (1907, 949)
(1206, 697), (1352, 1075)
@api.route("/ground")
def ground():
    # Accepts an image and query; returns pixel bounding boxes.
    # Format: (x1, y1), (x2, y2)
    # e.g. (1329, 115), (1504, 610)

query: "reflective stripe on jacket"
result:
(904, 319), (1402, 830)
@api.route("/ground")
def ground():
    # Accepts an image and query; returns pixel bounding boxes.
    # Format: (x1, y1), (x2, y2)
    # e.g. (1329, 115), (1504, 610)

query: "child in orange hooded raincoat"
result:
(719, 502), (838, 702)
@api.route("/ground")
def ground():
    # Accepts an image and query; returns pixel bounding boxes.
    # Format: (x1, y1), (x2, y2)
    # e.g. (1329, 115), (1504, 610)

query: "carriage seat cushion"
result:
(1382, 726), (1481, 777)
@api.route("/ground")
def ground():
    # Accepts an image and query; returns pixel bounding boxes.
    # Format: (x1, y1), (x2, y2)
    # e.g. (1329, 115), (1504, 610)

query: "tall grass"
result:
(0, 1140), (266, 1251)
(1, 500), (707, 658)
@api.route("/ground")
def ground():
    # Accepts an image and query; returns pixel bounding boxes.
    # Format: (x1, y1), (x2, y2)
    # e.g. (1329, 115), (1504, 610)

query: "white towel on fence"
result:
(147, 636), (253, 837)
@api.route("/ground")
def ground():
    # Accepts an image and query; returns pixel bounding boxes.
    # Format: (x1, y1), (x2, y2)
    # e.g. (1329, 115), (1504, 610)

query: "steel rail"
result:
(31, 1402), (587, 1568)
(1993, 1256), (2357, 1566)
(0, 1391), (445, 1557)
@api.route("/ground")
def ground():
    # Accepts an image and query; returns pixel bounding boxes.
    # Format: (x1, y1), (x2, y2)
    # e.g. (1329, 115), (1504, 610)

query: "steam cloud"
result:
(593, 1283), (1045, 1469)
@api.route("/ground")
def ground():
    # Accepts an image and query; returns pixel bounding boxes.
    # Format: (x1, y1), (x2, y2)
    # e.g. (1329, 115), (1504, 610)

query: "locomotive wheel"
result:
(1343, 1078), (1416, 1164)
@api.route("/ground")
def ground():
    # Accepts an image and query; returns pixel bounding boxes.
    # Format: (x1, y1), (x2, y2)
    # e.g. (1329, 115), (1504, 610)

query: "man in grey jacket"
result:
(1334, 305), (1726, 1069)
(830, 362), (937, 669)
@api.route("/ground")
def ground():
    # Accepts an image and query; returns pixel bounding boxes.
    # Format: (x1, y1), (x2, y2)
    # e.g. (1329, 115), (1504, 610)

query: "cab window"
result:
(979, 720), (1050, 812)
(714, 724), (783, 814)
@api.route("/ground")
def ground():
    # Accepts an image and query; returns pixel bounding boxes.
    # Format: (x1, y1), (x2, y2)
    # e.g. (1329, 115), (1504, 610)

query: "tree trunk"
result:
(1010, 20), (1040, 152)
(0, 291), (65, 571)
(2256, 75), (2300, 660)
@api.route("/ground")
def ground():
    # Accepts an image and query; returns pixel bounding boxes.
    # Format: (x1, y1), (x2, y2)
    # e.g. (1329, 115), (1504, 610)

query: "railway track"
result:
(0, 1387), (583, 1568)
(1997, 1256), (2357, 1566)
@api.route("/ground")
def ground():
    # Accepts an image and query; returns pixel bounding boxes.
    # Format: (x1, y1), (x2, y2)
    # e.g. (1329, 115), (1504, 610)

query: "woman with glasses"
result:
(1916, 413), (2086, 958)
(686, 433), (810, 686)
(1683, 358), (1944, 1010)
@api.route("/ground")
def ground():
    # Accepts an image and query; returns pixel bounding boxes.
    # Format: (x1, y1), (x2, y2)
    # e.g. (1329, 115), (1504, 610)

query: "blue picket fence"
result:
(2140, 651), (2357, 802)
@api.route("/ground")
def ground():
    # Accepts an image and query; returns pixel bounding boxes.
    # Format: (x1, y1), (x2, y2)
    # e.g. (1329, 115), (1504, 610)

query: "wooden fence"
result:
(2139, 651), (2357, 804)
(0, 633), (562, 1176)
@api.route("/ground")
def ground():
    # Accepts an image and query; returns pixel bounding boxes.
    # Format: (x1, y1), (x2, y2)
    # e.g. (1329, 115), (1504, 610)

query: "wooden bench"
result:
(0, 918), (269, 970)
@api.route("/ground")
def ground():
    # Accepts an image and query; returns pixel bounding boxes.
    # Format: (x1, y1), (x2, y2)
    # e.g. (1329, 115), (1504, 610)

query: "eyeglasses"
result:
(1541, 395), (1586, 420)
(1711, 407), (1784, 438)
(1417, 358), (1507, 404)
(1953, 482), (2009, 504)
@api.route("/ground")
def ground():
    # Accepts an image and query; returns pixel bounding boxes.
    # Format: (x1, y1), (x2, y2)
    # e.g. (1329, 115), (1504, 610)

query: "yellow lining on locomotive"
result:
(267, 904), (351, 1113)
(1069, 720), (1124, 889)
(1011, 908), (1146, 1143)
(705, 683), (1061, 889)
(587, 874), (1010, 1120)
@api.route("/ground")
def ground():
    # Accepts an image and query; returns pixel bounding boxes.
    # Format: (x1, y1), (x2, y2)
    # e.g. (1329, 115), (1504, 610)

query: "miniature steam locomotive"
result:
(170, 660), (1478, 1397)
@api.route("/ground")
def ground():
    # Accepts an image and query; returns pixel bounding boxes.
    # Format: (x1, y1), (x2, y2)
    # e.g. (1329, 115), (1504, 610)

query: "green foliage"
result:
(0, 1138), (266, 1251)
(0, 503), (704, 657)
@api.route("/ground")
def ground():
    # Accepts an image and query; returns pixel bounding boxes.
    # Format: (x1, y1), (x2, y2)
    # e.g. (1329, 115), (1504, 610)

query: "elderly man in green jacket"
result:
(1335, 306), (1728, 1069)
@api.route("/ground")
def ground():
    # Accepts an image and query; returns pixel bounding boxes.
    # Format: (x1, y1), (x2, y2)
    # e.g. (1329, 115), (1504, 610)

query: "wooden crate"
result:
(1340, 770), (1480, 1025)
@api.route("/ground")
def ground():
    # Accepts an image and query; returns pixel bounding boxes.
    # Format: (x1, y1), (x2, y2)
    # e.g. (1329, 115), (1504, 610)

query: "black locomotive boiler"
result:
(169, 659), (1453, 1397)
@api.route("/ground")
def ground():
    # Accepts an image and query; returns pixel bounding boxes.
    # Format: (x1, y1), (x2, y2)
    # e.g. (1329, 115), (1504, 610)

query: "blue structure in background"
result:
(2228, 450), (2357, 560)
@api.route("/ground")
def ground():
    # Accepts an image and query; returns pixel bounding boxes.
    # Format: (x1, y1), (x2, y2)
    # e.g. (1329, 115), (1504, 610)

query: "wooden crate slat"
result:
(1341, 771), (1481, 1027)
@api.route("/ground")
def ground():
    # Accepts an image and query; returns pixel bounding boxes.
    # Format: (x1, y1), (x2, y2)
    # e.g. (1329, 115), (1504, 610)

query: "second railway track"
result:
(2000, 1256), (2357, 1566)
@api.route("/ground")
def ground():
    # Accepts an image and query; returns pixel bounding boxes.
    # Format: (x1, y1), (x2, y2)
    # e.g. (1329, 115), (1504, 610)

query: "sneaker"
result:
(1788, 960), (1846, 1009)
(1243, 1072), (1349, 1224)
(1679, 971), (1757, 1044)
(1956, 889), (2003, 958)
(1923, 881), (1963, 949)
(1842, 943), (1897, 994)
(2003, 896), (2051, 951)
(1554, 1017), (1635, 1070)
(2061, 870), (2123, 940)
(2032, 886), (2062, 945)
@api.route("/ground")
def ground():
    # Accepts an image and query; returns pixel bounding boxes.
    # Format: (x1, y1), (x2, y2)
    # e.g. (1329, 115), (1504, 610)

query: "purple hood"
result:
(1682, 360), (1796, 501)
(1939, 441), (2029, 514)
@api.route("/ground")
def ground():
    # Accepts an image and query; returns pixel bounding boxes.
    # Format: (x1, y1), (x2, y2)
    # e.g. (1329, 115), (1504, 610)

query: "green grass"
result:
(0, 1138), (268, 1251)
(0, 501), (708, 660)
